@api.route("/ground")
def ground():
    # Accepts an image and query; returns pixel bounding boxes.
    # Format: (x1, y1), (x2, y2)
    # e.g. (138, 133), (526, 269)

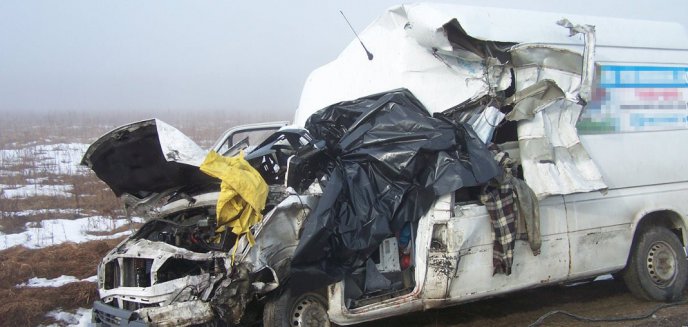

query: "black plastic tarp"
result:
(289, 89), (500, 292)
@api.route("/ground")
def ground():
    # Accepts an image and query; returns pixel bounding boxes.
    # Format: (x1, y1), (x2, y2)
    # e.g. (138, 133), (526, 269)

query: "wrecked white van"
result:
(85, 3), (688, 327)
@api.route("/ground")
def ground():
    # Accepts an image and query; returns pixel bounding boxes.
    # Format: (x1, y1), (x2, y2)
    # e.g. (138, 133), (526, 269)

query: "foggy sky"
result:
(0, 0), (686, 115)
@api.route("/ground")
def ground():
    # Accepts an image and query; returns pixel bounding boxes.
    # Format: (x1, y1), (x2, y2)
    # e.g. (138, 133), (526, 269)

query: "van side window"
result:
(577, 64), (688, 134)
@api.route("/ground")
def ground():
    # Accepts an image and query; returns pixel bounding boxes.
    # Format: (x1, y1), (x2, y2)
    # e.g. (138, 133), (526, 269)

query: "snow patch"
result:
(0, 216), (144, 250)
(9, 208), (82, 217)
(594, 274), (614, 281)
(46, 307), (92, 327)
(82, 275), (98, 283)
(19, 275), (80, 288)
(0, 184), (73, 198)
(17, 275), (97, 288)
(0, 143), (89, 176)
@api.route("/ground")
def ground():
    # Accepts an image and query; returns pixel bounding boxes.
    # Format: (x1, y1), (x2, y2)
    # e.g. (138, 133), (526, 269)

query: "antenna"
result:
(339, 10), (373, 60)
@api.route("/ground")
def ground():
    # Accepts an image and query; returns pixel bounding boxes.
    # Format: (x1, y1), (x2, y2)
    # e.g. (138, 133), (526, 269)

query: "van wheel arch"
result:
(632, 210), (686, 246)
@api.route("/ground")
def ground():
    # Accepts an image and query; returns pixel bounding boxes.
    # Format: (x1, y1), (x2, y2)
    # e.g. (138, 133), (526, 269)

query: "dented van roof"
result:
(398, 3), (688, 48)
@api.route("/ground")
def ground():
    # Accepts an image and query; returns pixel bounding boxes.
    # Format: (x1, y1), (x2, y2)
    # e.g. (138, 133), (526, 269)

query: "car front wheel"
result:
(622, 226), (688, 302)
(263, 288), (330, 327)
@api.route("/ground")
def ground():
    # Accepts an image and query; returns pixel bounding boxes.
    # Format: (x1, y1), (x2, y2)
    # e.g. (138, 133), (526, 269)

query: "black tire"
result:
(621, 226), (688, 302)
(263, 288), (330, 327)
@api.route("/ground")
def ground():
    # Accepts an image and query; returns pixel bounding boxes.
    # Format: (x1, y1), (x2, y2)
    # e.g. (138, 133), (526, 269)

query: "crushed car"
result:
(84, 3), (688, 327)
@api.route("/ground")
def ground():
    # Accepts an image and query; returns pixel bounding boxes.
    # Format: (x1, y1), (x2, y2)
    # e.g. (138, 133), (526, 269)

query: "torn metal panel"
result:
(154, 119), (208, 167)
(507, 42), (607, 199)
(236, 194), (318, 278)
(469, 106), (505, 144)
(485, 57), (513, 95)
(516, 100), (606, 198)
(557, 19), (596, 103)
(136, 300), (214, 327)
(211, 264), (251, 324)
(510, 45), (584, 101)
(445, 100), (505, 145)
(505, 80), (566, 121)
(294, 5), (514, 126)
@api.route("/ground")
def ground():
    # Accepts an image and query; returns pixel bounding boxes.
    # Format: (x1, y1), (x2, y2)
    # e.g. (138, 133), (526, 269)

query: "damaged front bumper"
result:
(93, 300), (148, 327)
(93, 299), (215, 327)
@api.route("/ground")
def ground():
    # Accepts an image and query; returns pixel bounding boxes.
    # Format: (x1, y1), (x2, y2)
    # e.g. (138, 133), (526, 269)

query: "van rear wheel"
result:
(622, 226), (687, 302)
(263, 288), (330, 327)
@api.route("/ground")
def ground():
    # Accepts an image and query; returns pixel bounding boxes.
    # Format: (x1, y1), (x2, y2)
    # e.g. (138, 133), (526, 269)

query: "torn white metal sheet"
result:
(508, 42), (606, 199)
(505, 80), (566, 121)
(294, 5), (498, 126)
(556, 19), (596, 103)
(510, 45), (584, 100)
(470, 106), (505, 144)
(517, 100), (606, 198)
(155, 119), (207, 167)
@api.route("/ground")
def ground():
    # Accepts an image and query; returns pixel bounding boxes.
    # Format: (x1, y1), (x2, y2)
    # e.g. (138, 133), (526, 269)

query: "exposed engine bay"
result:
(85, 121), (324, 325)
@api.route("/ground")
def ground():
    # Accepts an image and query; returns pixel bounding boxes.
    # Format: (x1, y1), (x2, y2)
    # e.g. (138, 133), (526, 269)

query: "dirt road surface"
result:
(361, 278), (688, 327)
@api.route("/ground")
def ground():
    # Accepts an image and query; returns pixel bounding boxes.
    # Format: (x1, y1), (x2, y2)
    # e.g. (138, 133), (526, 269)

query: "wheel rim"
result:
(646, 240), (678, 287)
(290, 294), (330, 327)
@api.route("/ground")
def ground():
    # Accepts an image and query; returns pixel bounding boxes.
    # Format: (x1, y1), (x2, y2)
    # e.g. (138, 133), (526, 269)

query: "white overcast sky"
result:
(0, 0), (686, 114)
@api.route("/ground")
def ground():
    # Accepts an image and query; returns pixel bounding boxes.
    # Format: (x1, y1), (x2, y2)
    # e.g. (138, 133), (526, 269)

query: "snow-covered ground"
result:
(1, 184), (73, 198)
(0, 143), (90, 199)
(0, 216), (144, 250)
(9, 208), (82, 217)
(0, 143), (89, 177)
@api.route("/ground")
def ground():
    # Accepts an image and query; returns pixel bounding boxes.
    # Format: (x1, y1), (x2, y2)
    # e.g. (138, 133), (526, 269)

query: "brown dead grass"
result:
(0, 238), (124, 289)
(0, 175), (122, 213)
(0, 173), (124, 234)
(0, 238), (124, 326)
(0, 215), (47, 234)
(0, 282), (98, 326)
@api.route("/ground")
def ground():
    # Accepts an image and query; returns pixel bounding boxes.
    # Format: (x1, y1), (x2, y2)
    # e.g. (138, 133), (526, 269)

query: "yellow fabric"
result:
(199, 151), (268, 246)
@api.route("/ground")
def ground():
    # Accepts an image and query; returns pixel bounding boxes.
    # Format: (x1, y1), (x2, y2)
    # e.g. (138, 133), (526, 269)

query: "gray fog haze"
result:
(1, 0), (686, 117)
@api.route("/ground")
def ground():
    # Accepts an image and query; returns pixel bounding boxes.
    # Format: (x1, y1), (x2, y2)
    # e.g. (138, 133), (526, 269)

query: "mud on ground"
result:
(363, 278), (688, 327)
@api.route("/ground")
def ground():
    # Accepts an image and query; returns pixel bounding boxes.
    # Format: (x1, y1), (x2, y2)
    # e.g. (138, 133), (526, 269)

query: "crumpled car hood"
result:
(81, 119), (217, 199)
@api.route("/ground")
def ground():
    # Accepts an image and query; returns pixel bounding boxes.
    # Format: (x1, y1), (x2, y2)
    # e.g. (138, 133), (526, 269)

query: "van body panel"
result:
(319, 5), (688, 325)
